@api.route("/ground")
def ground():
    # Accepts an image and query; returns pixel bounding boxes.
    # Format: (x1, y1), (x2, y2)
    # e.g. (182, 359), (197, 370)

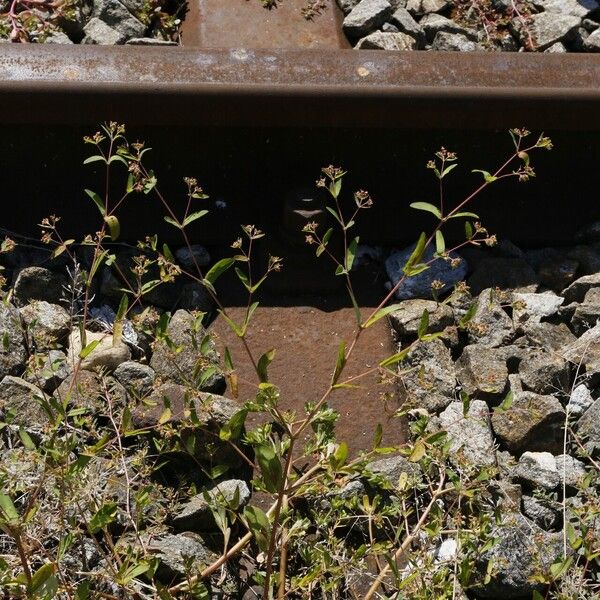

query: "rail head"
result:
(2, 45), (600, 128)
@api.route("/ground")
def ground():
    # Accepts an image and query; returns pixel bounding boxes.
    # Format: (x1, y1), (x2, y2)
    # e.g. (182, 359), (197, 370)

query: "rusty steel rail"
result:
(1, 45), (600, 128)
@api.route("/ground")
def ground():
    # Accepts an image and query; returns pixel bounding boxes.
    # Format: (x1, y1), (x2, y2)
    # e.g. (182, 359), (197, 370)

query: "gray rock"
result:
(534, 0), (598, 18)
(512, 291), (563, 327)
(544, 41), (568, 52)
(343, 0), (393, 38)
(555, 454), (587, 490)
(389, 7), (426, 46)
(491, 391), (565, 454)
(523, 321), (577, 352)
(512, 451), (560, 491)
(574, 219), (600, 243)
(577, 398), (600, 456)
(525, 247), (578, 292)
(146, 532), (218, 581)
(178, 282), (214, 313)
(562, 272), (600, 304)
(406, 0), (447, 15)
(172, 479), (251, 531)
(44, 31), (74, 43)
(381, 22), (400, 32)
(67, 329), (131, 373)
(0, 303), (27, 378)
(419, 13), (478, 43)
(355, 30), (417, 49)
(82, 17), (124, 44)
(56, 370), (127, 412)
(567, 384), (594, 418)
(432, 31), (484, 51)
(562, 323), (600, 383)
(20, 301), (70, 351)
(337, 0), (362, 14)
(524, 12), (581, 50)
(175, 245), (211, 271)
(467, 288), (515, 348)
(25, 350), (71, 392)
(91, 0), (146, 39)
(125, 37), (178, 45)
(365, 455), (421, 489)
(113, 361), (155, 397)
(566, 244), (600, 275)
(13, 267), (65, 305)
(385, 243), (467, 301)
(131, 383), (245, 471)
(388, 299), (454, 338)
(468, 257), (539, 296)
(572, 287), (600, 333)
(150, 310), (225, 393)
(0, 376), (46, 430)
(399, 338), (456, 412)
(518, 349), (570, 396)
(472, 512), (563, 598)
(457, 345), (508, 399)
(439, 400), (496, 468)
(522, 495), (561, 530)
(583, 17), (600, 31)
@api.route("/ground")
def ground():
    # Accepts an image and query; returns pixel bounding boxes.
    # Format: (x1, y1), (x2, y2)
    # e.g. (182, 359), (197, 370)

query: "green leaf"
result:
(255, 444), (283, 493)
(461, 391), (471, 417)
(224, 346), (234, 371)
(257, 349), (275, 383)
(79, 340), (100, 359)
(330, 442), (348, 470)
(84, 189), (105, 217)
(0, 494), (19, 525)
(441, 163), (458, 178)
(549, 555), (573, 580)
(458, 302), (476, 327)
(373, 423), (383, 449)
(75, 581), (90, 600)
(330, 177), (342, 199)
(465, 221), (474, 239)
(104, 215), (120, 241)
(363, 303), (404, 329)
(325, 205), (344, 227)
(205, 258), (234, 285)
(126, 173), (135, 194)
(143, 171), (157, 194)
(83, 155), (106, 165)
(316, 228), (333, 258)
(218, 310), (243, 337)
(410, 202), (442, 219)
(220, 408), (248, 441)
(29, 563), (58, 597)
(243, 505), (271, 553)
(182, 210), (209, 228)
(417, 309), (429, 340)
(162, 243), (175, 263)
(409, 439), (426, 462)
(234, 266), (250, 291)
(380, 346), (411, 368)
(403, 232), (427, 276)
(472, 169), (498, 183)
(494, 391), (514, 414)
(163, 216), (181, 229)
(448, 211), (479, 220)
(332, 340), (346, 385)
(435, 230), (445, 255)
(88, 502), (118, 534)
(345, 236), (359, 272)
(18, 427), (35, 450)
(113, 294), (129, 346)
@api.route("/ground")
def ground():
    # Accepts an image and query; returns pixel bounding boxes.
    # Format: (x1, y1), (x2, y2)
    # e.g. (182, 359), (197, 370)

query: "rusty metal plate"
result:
(211, 305), (405, 456)
(1, 46), (600, 129)
(182, 0), (349, 49)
